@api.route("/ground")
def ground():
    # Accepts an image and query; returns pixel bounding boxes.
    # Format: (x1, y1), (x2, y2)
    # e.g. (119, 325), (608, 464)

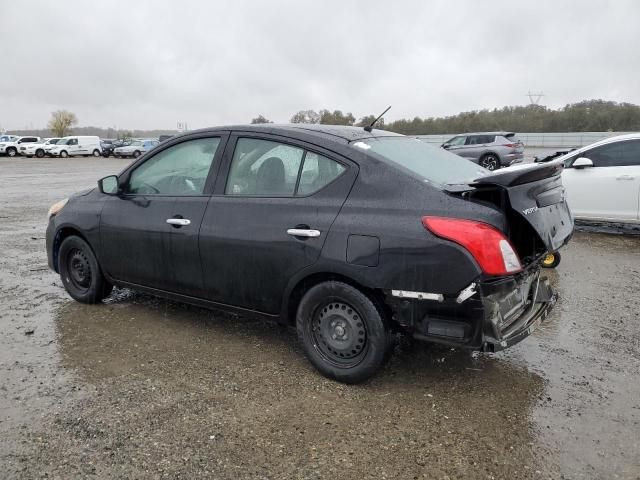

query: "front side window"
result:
(575, 140), (640, 167)
(67, 138), (78, 146)
(226, 138), (304, 196)
(128, 137), (220, 195)
(445, 136), (466, 147)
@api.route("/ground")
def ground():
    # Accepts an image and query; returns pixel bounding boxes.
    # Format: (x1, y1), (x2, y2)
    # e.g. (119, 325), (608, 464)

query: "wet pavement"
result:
(1, 156), (639, 479)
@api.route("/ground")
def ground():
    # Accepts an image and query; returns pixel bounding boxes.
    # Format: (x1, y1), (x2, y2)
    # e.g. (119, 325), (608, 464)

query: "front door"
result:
(562, 139), (640, 221)
(199, 135), (356, 314)
(99, 135), (227, 296)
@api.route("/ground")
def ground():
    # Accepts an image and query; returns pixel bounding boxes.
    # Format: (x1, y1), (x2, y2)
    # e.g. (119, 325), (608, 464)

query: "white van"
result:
(48, 136), (102, 158)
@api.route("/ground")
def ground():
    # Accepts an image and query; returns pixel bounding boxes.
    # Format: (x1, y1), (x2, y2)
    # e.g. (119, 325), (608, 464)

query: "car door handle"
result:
(616, 175), (635, 180)
(166, 218), (191, 226)
(287, 228), (320, 238)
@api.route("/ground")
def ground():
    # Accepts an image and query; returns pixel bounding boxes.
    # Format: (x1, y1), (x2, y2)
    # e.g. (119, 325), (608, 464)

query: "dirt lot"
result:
(1, 156), (639, 479)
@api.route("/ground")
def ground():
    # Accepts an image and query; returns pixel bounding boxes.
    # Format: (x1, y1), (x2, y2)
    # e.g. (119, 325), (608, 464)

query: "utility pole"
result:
(526, 91), (545, 105)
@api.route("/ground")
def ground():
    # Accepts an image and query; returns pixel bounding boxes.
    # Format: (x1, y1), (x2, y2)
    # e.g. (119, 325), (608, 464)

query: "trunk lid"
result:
(447, 161), (573, 256)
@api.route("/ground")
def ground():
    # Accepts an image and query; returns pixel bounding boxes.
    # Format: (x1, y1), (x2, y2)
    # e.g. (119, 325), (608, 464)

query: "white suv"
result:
(20, 138), (61, 158)
(0, 136), (41, 157)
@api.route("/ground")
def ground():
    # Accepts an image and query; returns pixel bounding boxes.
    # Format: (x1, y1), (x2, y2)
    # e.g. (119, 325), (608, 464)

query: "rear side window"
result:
(128, 137), (220, 195)
(226, 138), (304, 196)
(466, 135), (494, 145)
(297, 152), (345, 195)
(359, 137), (486, 187)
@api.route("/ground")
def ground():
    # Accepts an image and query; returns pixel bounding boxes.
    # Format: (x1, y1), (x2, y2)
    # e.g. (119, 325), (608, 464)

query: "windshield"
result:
(357, 137), (486, 186)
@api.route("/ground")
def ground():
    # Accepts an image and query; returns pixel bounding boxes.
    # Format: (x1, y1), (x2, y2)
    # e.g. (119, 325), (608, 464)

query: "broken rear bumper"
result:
(480, 273), (556, 352)
(387, 267), (556, 351)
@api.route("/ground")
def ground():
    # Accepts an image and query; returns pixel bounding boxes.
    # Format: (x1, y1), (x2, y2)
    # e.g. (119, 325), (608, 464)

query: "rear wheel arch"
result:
(284, 271), (389, 326)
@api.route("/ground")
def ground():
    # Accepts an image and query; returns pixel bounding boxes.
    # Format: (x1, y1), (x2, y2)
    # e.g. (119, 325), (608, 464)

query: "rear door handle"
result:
(287, 228), (320, 238)
(616, 175), (635, 180)
(166, 218), (191, 226)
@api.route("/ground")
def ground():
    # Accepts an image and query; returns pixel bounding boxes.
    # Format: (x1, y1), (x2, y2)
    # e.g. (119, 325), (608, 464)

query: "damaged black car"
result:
(46, 125), (573, 383)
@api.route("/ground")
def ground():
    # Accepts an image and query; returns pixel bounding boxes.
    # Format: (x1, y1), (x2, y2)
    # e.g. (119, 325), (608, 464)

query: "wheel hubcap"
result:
(312, 301), (367, 366)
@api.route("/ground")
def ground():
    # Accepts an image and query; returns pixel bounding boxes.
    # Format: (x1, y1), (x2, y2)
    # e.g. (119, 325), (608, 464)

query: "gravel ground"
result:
(0, 156), (639, 479)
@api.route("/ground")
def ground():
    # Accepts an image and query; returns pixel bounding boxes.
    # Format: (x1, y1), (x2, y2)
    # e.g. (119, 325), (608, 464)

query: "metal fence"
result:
(414, 131), (638, 148)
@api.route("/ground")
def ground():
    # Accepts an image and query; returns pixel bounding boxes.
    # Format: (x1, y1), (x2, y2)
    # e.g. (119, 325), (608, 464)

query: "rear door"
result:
(99, 134), (227, 296)
(562, 140), (640, 221)
(199, 134), (357, 314)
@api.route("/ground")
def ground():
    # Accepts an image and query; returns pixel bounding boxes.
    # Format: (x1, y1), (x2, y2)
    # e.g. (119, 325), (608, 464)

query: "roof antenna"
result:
(364, 105), (391, 132)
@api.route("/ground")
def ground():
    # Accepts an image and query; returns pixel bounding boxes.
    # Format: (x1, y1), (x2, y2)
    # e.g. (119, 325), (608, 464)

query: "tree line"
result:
(253, 100), (640, 134)
(9, 99), (640, 139)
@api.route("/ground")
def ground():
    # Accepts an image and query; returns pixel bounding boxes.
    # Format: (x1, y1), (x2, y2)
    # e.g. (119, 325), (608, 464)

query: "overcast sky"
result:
(2, 0), (639, 131)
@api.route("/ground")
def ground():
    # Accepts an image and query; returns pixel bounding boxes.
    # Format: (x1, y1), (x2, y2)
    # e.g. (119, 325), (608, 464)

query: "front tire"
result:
(59, 150), (68, 158)
(133, 150), (141, 158)
(479, 153), (500, 170)
(58, 236), (112, 303)
(36, 149), (45, 158)
(296, 281), (394, 384)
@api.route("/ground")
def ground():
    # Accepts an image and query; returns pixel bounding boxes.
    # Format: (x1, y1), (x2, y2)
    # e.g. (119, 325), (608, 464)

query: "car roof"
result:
(557, 133), (640, 161)
(181, 124), (402, 145)
(458, 131), (515, 136)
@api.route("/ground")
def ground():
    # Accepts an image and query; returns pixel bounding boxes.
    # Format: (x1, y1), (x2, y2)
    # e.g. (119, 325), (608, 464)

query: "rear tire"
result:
(58, 236), (113, 303)
(6, 147), (17, 157)
(480, 153), (500, 170)
(92, 149), (101, 157)
(296, 281), (394, 384)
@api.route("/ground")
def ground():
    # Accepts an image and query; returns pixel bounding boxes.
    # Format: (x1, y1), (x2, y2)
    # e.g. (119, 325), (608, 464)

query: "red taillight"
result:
(503, 143), (516, 148)
(422, 216), (522, 276)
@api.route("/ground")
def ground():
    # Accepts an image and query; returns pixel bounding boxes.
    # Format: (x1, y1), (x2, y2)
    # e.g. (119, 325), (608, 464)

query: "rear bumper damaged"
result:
(387, 268), (556, 351)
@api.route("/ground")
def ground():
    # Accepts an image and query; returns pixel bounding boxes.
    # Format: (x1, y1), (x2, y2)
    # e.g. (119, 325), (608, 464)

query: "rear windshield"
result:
(356, 137), (486, 186)
(504, 133), (522, 143)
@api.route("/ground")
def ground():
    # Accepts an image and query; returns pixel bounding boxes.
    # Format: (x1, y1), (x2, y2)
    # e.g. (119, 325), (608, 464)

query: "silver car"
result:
(441, 132), (524, 170)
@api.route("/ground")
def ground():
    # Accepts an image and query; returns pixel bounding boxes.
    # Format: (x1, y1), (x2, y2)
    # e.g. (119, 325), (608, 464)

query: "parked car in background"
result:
(555, 134), (640, 223)
(0, 136), (41, 157)
(48, 136), (102, 158)
(20, 138), (61, 158)
(0, 134), (19, 143)
(113, 139), (159, 158)
(45, 125), (572, 383)
(102, 139), (131, 157)
(441, 132), (524, 170)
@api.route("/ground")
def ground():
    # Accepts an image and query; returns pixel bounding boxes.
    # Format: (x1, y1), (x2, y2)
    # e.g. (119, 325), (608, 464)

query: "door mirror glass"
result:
(99, 175), (119, 194)
(573, 157), (593, 169)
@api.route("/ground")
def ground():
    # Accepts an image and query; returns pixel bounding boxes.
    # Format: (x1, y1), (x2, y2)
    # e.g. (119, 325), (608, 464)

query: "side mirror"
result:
(442, 144), (450, 149)
(98, 175), (120, 195)
(573, 157), (593, 169)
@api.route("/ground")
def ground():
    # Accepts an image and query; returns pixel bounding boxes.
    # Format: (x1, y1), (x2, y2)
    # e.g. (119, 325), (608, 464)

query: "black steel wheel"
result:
(58, 236), (112, 303)
(480, 153), (499, 170)
(297, 281), (394, 383)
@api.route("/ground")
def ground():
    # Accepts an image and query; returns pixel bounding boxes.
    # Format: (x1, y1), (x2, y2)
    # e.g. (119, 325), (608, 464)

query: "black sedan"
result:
(46, 125), (573, 383)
